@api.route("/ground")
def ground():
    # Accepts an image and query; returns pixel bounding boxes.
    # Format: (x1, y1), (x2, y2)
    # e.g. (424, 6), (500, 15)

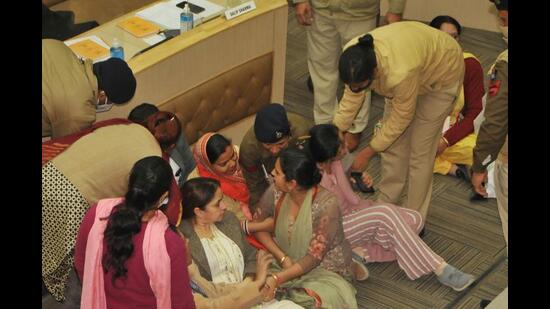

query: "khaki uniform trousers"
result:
(494, 160), (508, 249)
(307, 11), (376, 134)
(378, 82), (460, 219)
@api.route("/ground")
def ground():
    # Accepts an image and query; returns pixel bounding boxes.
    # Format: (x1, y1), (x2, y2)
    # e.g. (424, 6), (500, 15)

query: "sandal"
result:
(351, 255), (369, 281)
(350, 172), (375, 193)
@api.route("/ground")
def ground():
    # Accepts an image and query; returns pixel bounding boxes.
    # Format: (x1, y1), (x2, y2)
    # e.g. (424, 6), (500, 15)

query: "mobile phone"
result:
(176, 1), (205, 14)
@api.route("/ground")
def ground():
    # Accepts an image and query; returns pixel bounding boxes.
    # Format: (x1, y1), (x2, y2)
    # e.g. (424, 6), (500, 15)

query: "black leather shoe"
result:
(470, 192), (488, 202)
(350, 172), (375, 193)
(480, 299), (491, 308)
(455, 164), (471, 182)
(306, 75), (314, 93)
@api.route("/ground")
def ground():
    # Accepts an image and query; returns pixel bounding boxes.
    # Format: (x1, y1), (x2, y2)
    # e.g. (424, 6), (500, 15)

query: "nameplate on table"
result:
(224, 1), (256, 20)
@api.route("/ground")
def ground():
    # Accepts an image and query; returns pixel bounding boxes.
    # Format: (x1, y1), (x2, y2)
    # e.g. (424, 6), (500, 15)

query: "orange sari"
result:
(193, 133), (252, 219)
(193, 133), (265, 249)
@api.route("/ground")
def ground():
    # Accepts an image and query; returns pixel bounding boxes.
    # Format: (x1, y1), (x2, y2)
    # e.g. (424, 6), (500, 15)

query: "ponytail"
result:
(102, 200), (142, 283)
(339, 34), (377, 85)
(102, 156), (173, 284)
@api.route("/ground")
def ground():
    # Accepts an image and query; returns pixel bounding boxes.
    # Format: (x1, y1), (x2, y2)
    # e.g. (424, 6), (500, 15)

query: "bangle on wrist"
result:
(279, 255), (287, 265)
(270, 273), (281, 287)
(441, 136), (450, 146)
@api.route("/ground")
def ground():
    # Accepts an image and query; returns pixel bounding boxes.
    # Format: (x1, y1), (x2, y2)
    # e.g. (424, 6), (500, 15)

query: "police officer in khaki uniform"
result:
(293, 0), (405, 151)
(474, 1), (508, 308)
(337, 21), (464, 219)
(239, 104), (313, 206)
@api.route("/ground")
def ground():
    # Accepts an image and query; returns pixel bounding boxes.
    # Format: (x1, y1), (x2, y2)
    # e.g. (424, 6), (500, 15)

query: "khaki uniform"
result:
(53, 124), (162, 204)
(42, 39), (97, 138)
(473, 50), (508, 247)
(295, 0), (405, 133)
(336, 22), (465, 218)
(239, 112), (313, 206)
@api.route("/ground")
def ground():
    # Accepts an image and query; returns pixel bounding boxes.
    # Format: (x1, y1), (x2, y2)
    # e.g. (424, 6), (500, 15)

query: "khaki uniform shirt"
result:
(334, 21), (464, 152)
(52, 124), (161, 205)
(42, 39), (98, 138)
(472, 50), (508, 172)
(292, 0), (406, 21)
(239, 112), (313, 206)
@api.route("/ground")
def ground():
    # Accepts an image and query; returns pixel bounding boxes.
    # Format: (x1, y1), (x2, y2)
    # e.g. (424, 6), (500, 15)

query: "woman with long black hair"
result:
(74, 156), (195, 308)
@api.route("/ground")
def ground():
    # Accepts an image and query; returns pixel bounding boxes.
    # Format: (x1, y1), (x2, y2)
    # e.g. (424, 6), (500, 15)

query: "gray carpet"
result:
(282, 7), (508, 309)
(43, 8), (508, 309)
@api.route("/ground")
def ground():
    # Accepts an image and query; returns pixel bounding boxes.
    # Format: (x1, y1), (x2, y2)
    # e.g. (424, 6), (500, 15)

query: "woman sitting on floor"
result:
(181, 229), (278, 308)
(74, 156), (195, 308)
(253, 147), (358, 309)
(190, 132), (273, 248)
(429, 15), (485, 181)
(307, 124), (476, 291)
(179, 177), (302, 309)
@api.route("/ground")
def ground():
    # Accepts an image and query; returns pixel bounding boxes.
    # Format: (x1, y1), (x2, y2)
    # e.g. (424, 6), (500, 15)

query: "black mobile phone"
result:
(176, 1), (205, 14)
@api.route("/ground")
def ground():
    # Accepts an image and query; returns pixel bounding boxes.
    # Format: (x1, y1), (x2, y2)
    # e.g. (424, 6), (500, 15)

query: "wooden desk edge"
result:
(72, 0), (288, 74)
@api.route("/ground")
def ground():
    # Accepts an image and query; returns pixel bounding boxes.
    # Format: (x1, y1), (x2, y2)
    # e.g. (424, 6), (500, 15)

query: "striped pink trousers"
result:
(343, 203), (444, 280)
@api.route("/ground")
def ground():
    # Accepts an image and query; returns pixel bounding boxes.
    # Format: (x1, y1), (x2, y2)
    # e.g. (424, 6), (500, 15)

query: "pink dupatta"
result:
(81, 197), (172, 309)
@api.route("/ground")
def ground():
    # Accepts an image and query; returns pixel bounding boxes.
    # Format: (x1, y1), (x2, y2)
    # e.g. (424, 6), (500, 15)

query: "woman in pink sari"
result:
(191, 132), (270, 248)
(307, 124), (476, 292)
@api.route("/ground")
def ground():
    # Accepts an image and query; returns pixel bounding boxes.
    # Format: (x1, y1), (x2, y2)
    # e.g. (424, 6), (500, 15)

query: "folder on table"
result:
(118, 16), (161, 38)
(67, 38), (110, 62)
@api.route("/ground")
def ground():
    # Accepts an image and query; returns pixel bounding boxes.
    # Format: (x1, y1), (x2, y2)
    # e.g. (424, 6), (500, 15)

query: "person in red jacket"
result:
(429, 15), (485, 181)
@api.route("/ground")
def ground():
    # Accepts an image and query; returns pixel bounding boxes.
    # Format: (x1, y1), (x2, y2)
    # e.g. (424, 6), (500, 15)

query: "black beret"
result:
(254, 103), (291, 143)
(93, 58), (137, 104)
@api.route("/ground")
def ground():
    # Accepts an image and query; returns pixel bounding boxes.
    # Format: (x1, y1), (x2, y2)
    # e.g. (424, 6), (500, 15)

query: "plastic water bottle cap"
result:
(112, 38), (120, 48)
(183, 3), (190, 13)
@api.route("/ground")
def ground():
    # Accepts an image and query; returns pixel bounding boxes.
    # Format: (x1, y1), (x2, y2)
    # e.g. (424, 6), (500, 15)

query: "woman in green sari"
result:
(253, 147), (358, 309)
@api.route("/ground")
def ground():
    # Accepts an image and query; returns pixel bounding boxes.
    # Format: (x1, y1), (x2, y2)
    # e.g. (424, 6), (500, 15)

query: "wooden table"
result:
(71, 0), (288, 121)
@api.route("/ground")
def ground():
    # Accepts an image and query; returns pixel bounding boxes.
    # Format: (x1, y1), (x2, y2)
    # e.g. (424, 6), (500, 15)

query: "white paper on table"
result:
(136, 0), (224, 30)
(143, 33), (167, 45)
(64, 35), (111, 63)
(137, 2), (181, 29)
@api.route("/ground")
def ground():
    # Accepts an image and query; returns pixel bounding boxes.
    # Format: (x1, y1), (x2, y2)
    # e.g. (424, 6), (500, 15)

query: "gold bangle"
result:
(279, 255), (287, 265)
(270, 273), (280, 287)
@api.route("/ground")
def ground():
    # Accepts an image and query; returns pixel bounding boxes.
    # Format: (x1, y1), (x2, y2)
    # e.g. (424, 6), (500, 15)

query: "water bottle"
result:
(180, 3), (194, 34)
(110, 38), (124, 60)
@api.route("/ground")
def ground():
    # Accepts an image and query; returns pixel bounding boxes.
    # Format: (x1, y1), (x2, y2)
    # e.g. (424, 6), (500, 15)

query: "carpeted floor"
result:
(282, 7), (508, 309)
(43, 5), (508, 309)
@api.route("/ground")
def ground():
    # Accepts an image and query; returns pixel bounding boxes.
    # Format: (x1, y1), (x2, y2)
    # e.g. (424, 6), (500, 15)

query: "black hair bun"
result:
(357, 34), (374, 49)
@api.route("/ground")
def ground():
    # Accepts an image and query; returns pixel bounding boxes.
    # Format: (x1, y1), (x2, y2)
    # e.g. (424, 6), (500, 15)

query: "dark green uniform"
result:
(239, 112), (313, 206)
(472, 50), (508, 172)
